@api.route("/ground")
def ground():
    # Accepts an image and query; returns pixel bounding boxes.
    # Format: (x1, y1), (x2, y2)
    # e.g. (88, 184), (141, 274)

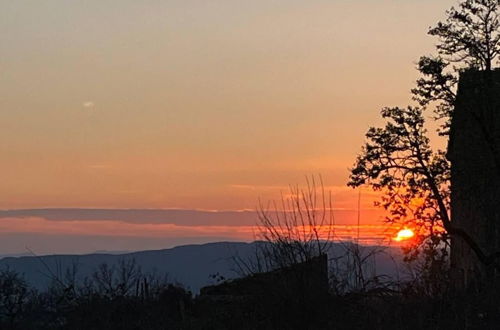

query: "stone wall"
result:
(200, 254), (329, 298)
(448, 69), (500, 290)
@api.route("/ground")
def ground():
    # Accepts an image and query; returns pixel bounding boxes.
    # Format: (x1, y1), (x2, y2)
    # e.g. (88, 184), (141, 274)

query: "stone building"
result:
(448, 69), (500, 290)
(199, 254), (329, 298)
(196, 255), (329, 328)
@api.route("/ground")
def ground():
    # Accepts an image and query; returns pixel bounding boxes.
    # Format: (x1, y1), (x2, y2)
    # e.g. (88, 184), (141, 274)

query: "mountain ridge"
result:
(0, 241), (403, 293)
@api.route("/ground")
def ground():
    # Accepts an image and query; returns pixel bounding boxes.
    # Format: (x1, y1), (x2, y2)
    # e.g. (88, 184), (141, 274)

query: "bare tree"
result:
(91, 259), (142, 298)
(0, 269), (30, 327)
(254, 175), (335, 271)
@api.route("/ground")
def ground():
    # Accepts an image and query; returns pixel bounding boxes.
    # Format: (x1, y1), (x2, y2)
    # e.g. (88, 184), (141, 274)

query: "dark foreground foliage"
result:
(2, 265), (500, 330)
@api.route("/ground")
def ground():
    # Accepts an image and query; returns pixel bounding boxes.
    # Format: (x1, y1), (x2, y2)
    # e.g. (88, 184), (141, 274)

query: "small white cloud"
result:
(88, 164), (111, 169)
(83, 101), (95, 108)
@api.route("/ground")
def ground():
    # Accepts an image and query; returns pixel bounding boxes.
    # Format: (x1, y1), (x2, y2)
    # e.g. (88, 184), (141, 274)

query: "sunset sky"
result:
(0, 0), (454, 254)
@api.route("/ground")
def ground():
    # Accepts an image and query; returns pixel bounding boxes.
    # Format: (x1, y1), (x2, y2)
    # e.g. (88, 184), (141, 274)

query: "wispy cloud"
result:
(82, 101), (95, 109)
(229, 184), (286, 190)
(88, 164), (112, 169)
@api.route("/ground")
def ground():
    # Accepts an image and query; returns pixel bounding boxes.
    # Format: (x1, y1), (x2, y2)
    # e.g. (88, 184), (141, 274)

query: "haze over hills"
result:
(0, 241), (404, 294)
(0, 208), (389, 256)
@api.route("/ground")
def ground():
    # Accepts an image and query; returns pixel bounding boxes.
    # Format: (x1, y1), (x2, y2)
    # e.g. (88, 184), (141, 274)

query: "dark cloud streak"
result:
(0, 208), (382, 226)
(0, 208), (259, 226)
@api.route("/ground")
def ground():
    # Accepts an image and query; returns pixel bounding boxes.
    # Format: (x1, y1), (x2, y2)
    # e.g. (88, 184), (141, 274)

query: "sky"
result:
(0, 0), (455, 254)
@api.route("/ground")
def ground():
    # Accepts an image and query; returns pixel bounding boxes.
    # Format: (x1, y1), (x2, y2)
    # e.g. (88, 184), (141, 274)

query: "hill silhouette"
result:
(0, 241), (402, 293)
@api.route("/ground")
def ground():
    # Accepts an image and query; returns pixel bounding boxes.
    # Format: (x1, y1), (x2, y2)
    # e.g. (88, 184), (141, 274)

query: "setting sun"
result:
(394, 228), (415, 241)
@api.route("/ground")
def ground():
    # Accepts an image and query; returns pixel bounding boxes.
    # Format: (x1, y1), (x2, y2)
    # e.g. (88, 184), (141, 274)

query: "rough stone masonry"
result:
(448, 69), (500, 290)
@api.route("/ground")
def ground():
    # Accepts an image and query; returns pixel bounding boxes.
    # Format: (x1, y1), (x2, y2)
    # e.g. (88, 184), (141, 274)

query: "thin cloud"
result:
(88, 164), (112, 169)
(83, 101), (95, 108)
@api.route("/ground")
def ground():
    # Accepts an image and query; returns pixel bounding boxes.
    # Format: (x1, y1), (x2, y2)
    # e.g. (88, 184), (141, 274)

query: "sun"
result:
(394, 228), (415, 241)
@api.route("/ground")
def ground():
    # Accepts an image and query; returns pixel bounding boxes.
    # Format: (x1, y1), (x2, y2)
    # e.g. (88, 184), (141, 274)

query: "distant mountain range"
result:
(0, 241), (405, 293)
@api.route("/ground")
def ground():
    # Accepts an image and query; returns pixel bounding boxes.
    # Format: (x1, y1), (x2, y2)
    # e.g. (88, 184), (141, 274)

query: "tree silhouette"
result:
(412, 0), (499, 135)
(348, 107), (451, 274)
(0, 270), (29, 328)
(429, 0), (499, 72)
(411, 56), (457, 135)
(350, 0), (500, 277)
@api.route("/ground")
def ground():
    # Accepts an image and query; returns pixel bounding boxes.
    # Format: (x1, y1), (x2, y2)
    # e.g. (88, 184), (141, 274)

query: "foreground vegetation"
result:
(1, 251), (500, 330)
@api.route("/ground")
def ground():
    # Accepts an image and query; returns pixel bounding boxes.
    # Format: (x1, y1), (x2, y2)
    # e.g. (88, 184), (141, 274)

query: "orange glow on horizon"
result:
(0, 217), (393, 246)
